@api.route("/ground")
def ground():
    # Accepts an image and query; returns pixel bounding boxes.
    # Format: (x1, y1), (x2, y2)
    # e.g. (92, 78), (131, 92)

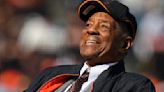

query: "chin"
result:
(80, 51), (98, 60)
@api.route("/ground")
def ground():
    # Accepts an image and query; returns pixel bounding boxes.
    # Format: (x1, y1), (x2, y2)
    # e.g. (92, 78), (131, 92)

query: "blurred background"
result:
(0, 0), (163, 92)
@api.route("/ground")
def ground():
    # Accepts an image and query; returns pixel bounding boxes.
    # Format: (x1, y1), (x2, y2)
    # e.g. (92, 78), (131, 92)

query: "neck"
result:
(86, 58), (123, 67)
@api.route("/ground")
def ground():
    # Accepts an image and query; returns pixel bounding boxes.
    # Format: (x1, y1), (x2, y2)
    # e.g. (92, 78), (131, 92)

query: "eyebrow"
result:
(99, 20), (111, 24)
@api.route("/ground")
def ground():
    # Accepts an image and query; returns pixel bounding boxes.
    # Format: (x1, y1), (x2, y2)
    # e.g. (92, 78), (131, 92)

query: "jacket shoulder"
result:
(122, 72), (150, 81)
(118, 72), (153, 85)
(41, 65), (82, 75)
(34, 65), (81, 79)
(116, 72), (155, 92)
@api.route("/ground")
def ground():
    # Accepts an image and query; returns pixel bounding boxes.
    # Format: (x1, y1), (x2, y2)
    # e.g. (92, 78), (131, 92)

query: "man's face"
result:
(80, 12), (125, 66)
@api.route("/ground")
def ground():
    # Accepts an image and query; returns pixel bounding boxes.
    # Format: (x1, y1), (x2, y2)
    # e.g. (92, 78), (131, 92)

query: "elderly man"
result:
(25, 0), (155, 92)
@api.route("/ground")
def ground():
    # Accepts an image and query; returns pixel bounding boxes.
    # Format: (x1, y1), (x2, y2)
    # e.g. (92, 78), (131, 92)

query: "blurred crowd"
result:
(0, 0), (163, 92)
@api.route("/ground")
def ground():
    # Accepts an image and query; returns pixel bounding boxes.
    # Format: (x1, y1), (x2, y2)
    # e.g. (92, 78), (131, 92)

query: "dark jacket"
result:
(25, 61), (156, 92)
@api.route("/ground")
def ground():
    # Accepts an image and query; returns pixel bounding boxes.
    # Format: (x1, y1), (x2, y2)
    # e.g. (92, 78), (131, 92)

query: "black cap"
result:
(78, 0), (137, 39)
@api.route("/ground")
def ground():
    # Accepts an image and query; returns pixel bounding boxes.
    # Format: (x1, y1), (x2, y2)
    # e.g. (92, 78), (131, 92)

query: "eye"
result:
(100, 23), (110, 29)
(99, 23), (110, 31)
(85, 21), (92, 28)
(86, 23), (90, 27)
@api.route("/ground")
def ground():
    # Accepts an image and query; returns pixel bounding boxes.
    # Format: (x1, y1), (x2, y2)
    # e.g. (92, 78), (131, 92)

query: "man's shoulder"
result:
(43, 65), (82, 72)
(120, 72), (153, 85)
(123, 72), (150, 81)
(110, 72), (155, 92)
(41, 64), (82, 76)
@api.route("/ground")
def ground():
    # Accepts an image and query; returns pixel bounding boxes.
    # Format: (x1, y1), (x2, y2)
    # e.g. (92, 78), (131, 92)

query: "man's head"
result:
(78, 0), (137, 66)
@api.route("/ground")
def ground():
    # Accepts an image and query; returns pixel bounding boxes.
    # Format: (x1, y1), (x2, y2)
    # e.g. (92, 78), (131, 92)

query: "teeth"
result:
(86, 40), (97, 46)
(86, 40), (96, 43)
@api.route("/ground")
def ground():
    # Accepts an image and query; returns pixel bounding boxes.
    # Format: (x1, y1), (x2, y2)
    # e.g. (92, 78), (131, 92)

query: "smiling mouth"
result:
(86, 40), (95, 45)
(84, 36), (100, 46)
(85, 40), (100, 46)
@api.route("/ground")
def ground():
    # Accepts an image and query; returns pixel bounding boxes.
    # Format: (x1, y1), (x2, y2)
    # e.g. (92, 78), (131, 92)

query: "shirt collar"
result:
(80, 62), (118, 81)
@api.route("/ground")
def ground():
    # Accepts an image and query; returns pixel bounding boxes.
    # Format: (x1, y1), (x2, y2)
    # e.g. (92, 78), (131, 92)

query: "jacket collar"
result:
(92, 60), (125, 92)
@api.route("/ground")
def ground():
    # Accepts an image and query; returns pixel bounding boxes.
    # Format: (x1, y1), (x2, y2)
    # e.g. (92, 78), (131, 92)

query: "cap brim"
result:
(78, 0), (110, 22)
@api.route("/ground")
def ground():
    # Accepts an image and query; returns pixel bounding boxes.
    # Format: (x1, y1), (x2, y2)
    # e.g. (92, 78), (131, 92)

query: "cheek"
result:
(80, 31), (85, 44)
(80, 30), (88, 51)
(101, 29), (119, 52)
(102, 39), (112, 53)
(100, 33), (112, 52)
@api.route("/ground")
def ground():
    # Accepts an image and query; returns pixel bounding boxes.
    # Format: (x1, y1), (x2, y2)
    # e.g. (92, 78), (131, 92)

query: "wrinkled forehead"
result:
(87, 12), (116, 23)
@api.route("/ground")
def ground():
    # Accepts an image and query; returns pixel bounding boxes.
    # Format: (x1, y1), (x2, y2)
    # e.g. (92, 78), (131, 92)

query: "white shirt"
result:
(64, 62), (117, 92)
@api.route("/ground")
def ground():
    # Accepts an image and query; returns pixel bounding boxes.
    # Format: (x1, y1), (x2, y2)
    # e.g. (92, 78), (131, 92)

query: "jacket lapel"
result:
(37, 65), (82, 92)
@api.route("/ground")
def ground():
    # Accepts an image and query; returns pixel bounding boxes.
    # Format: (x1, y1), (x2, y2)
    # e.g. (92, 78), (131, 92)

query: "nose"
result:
(87, 25), (99, 35)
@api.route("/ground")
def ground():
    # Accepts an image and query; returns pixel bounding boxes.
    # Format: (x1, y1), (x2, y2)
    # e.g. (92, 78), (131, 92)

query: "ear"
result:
(122, 36), (133, 50)
(119, 36), (133, 55)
